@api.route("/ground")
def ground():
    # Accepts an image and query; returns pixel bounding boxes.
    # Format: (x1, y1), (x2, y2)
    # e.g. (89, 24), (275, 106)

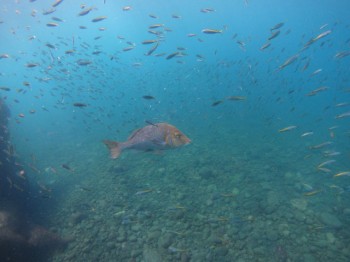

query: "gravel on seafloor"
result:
(45, 138), (350, 262)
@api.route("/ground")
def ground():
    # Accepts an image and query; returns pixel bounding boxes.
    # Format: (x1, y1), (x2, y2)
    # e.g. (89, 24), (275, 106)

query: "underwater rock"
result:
(206, 197), (214, 206)
(278, 223), (290, 237)
(0, 210), (27, 244)
(302, 253), (316, 262)
(180, 252), (191, 262)
(274, 245), (288, 262)
(110, 165), (129, 174)
(27, 225), (68, 250)
(320, 212), (342, 229)
(0, 211), (28, 261)
(147, 230), (161, 241)
(69, 211), (87, 225)
(266, 230), (279, 241)
(131, 223), (141, 232)
(198, 167), (215, 179)
(215, 246), (229, 256)
(130, 248), (142, 258)
(191, 251), (207, 262)
(264, 204), (278, 215)
(290, 198), (308, 210)
(267, 191), (280, 206)
(326, 232), (336, 244)
(294, 211), (306, 222)
(1, 99), (69, 261)
(158, 233), (174, 249)
(116, 228), (127, 242)
(170, 209), (185, 219)
(143, 245), (163, 262)
(343, 208), (350, 216)
(0, 208), (69, 262)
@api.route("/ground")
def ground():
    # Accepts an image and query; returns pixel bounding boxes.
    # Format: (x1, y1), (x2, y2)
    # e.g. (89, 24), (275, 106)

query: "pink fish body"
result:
(103, 123), (190, 159)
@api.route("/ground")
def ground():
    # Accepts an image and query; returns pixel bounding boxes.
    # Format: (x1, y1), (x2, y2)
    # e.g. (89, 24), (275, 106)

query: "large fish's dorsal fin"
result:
(128, 128), (143, 140)
(145, 120), (158, 127)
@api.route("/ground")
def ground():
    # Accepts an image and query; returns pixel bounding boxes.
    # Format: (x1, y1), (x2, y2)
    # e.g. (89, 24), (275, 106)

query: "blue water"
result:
(1, 0), (350, 261)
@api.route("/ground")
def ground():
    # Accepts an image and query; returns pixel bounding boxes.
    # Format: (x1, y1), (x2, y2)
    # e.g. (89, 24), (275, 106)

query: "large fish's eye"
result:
(174, 132), (181, 138)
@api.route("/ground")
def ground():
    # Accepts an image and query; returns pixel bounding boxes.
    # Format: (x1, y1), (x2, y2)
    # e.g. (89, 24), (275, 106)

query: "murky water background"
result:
(0, 0), (349, 261)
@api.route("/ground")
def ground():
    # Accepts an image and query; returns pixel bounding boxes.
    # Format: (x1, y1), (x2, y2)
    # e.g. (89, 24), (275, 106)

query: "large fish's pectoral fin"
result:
(103, 140), (122, 159)
(151, 138), (167, 147)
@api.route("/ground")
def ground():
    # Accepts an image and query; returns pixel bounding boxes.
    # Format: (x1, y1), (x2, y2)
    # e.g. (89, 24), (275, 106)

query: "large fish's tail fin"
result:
(103, 140), (122, 159)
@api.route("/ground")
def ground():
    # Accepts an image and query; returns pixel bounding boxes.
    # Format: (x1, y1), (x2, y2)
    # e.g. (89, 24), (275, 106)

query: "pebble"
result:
(106, 241), (114, 248)
(116, 232), (126, 242)
(69, 212), (86, 225)
(266, 230), (278, 241)
(237, 231), (247, 241)
(215, 247), (229, 256)
(129, 235), (137, 242)
(148, 230), (161, 241)
(315, 239), (328, 248)
(303, 253), (316, 262)
(209, 235), (223, 245)
(191, 252), (206, 262)
(180, 252), (191, 262)
(143, 246), (163, 262)
(198, 167), (214, 179)
(131, 249), (142, 258)
(158, 233), (173, 249)
(294, 211), (306, 222)
(264, 205), (277, 215)
(326, 232), (336, 244)
(206, 199), (213, 206)
(343, 208), (350, 215)
(131, 224), (141, 232)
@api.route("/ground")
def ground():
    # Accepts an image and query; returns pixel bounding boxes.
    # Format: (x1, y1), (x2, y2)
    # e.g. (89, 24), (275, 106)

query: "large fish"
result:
(103, 123), (190, 159)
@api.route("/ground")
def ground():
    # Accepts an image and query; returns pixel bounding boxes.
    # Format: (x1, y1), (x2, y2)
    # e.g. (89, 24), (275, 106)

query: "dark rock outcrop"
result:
(0, 98), (69, 261)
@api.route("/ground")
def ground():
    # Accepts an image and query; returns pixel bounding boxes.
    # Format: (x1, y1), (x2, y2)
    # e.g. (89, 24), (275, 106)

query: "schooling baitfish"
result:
(103, 122), (191, 159)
